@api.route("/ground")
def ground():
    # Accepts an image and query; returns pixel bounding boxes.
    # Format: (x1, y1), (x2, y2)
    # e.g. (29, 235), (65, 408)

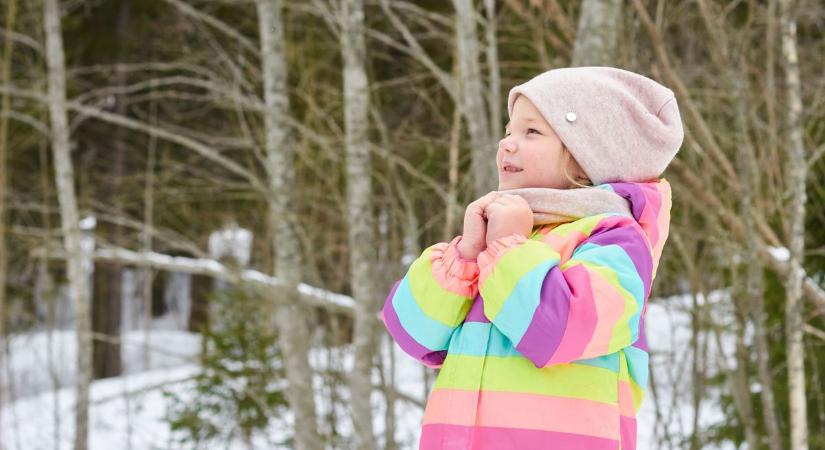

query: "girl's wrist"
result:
(456, 237), (481, 261)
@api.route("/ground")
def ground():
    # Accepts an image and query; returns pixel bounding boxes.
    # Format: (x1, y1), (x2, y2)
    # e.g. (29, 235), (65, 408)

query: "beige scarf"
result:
(499, 186), (633, 226)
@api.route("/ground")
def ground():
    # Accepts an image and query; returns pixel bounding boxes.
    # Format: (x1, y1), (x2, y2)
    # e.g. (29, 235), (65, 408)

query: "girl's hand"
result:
(457, 191), (501, 260)
(484, 194), (533, 246)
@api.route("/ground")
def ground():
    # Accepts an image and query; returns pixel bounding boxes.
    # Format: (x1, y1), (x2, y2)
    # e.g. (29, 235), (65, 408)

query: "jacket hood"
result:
(598, 177), (672, 270)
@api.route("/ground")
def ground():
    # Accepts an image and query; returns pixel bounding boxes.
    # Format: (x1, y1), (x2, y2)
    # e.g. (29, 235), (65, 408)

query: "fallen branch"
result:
(37, 245), (358, 316)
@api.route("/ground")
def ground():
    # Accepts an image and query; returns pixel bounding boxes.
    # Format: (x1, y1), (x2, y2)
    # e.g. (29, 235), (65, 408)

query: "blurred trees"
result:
(0, 0), (824, 449)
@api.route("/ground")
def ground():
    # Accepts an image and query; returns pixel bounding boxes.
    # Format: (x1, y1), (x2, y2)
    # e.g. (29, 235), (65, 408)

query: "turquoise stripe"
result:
(450, 323), (631, 372)
(391, 275), (456, 352)
(594, 183), (616, 193)
(449, 322), (523, 357)
(572, 352), (621, 373)
(624, 346), (650, 387)
(492, 259), (559, 346)
(570, 242), (644, 335)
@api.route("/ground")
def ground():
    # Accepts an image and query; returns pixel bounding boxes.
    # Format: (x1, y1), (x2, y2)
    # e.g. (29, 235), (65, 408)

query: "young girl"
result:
(381, 66), (683, 450)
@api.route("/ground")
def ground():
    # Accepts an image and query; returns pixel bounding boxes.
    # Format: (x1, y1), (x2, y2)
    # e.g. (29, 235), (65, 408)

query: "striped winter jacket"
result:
(381, 178), (672, 450)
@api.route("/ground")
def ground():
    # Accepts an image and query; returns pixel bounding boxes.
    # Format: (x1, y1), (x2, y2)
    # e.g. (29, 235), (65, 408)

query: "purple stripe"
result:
(607, 182), (648, 224)
(514, 266), (571, 367)
(464, 294), (489, 323)
(382, 279), (447, 367)
(420, 424), (620, 450)
(633, 313), (649, 352)
(586, 219), (653, 299)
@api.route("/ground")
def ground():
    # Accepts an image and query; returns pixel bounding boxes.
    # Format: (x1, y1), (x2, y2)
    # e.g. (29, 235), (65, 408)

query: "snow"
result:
(2, 290), (741, 449)
(1, 324), (425, 449)
(208, 225), (253, 267)
(767, 245), (790, 262)
(639, 289), (739, 450)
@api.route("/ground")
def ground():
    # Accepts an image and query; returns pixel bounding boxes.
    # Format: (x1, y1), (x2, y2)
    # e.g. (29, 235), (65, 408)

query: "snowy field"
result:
(1, 290), (738, 450)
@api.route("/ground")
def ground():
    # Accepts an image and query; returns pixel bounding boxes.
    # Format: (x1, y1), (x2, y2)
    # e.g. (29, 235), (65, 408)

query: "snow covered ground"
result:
(1, 291), (739, 450)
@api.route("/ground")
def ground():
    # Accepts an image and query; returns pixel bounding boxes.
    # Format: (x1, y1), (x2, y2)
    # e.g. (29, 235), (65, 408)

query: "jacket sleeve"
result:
(381, 235), (479, 368)
(476, 213), (654, 368)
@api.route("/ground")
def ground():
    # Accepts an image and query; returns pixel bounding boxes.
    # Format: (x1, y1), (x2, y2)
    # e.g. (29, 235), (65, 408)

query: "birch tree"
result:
(571, 0), (622, 66)
(780, 0), (809, 447)
(256, 1), (322, 449)
(452, 0), (496, 197)
(42, 0), (92, 448)
(340, 0), (380, 448)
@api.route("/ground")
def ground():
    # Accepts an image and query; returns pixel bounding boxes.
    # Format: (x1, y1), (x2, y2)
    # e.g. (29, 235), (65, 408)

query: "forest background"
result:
(1, 0), (824, 449)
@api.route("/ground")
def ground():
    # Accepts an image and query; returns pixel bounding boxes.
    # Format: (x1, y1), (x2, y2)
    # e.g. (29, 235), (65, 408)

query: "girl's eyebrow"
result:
(504, 118), (539, 129)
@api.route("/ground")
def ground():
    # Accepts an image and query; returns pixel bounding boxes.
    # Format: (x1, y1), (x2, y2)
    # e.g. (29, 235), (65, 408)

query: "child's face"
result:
(497, 95), (570, 190)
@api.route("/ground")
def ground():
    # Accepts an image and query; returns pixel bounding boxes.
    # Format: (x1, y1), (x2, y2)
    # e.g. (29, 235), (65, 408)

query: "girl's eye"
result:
(527, 128), (540, 134)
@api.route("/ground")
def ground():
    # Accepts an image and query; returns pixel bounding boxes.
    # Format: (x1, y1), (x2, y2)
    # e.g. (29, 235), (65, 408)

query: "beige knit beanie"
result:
(507, 66), (685, 185)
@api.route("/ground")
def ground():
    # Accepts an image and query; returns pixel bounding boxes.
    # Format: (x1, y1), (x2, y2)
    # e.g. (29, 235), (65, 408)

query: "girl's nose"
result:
(499, 139), (516, 153)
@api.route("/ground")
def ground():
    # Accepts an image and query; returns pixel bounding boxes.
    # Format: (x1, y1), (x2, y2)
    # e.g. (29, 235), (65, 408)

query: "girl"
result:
(382, 66), (683, 450)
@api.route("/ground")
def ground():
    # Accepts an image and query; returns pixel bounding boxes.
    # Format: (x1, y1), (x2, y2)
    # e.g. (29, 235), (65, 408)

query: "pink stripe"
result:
(620, 416), (637, 450)
(580, 267), (629, 358)
(420, 424), (620, 450)
(618, 380), (635, 416)
(542, 229), (587, 262)
(423, 388), (619, 439)
(547, 265), (597, 364)
(638, 195), (659, 252)
(653, 184), (671, 260)
(429, 243), (478, 298)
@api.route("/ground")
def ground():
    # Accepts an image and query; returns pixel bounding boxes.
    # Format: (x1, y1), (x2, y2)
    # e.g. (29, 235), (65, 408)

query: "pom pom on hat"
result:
(507, 66), (685, 185)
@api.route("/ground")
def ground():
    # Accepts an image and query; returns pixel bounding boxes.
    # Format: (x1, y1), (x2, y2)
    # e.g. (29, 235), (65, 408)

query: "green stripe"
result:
(435, 353), (619, 405)
(408, 246), (474, 327)
(481, 240), (559, 320)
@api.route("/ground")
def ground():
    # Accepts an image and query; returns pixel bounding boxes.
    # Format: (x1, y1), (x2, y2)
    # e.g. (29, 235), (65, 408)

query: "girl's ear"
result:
(562, 146), (592, 187)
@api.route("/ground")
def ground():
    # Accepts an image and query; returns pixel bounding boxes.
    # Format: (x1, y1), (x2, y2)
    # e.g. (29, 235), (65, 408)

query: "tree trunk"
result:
(0, 0), (17, 440)
(42, 0), (92, 449)
(340, 0), (380, 448)
(92, 262), (122, 379)
(727, 257), (761, 450)
(483, 0), (501, 139)
(779, 0), (809, 448)
(452, 0), (495, 198)
(91, 0), (130, 380)
(571, 0), (622, 66)
(256, 1), (322, 449)
(733, 58), (784, 450)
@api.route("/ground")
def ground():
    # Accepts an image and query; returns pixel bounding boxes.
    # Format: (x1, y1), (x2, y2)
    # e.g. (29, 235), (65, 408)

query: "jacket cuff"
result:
(477, 233), (529, 270)
(430, 235), (480, 283)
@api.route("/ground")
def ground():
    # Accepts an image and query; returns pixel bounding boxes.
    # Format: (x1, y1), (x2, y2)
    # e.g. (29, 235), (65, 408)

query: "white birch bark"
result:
(256, 1), (322, 449)
(571, 0), (622, 66)
(780, 0), (809, 448)
(452, 0), (495, 197)
(483, 0), (501, 140)
(340, 0), (380, 448)
(42, 1), (92, 449)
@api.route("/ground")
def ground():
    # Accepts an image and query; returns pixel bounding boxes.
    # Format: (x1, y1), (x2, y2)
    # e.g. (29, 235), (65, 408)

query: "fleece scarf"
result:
(499, 185), (632, 226)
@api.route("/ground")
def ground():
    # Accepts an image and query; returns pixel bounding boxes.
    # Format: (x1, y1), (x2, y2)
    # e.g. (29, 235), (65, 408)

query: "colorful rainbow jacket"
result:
(381, 178), (672, 450)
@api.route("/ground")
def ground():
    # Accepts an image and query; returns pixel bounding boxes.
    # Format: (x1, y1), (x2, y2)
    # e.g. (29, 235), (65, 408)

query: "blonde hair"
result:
(560, 146), (593, 189)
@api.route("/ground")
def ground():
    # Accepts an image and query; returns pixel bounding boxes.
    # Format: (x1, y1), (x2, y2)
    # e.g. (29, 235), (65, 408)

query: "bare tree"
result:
(340, 0), (381, 448)
(571, 0), (622, 66)
(256, 1), (322, 449)
(780, 0), (809, 448)
(0, 0), (18, 442)
(42, 0), (92, 448)
(452, 0), (495, 197)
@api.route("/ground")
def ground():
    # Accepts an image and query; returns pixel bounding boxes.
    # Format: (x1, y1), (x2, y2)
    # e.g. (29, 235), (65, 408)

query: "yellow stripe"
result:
(434, 354), (619, 405)
(408, 248), (473, 326)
